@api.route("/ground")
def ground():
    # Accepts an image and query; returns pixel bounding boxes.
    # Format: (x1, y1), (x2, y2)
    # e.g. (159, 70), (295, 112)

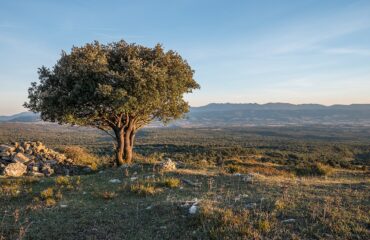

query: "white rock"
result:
(130, 177), (138, 181)
(109, 179), (121, 183)
(282, 219), (296, 223)
(189, 205), (198, 214)
(60, 204), (68, 208)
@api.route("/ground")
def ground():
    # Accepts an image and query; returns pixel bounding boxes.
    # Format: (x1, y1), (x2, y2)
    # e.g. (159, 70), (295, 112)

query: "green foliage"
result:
(24, 40), (199, 128)
(24, 40), (199, 164)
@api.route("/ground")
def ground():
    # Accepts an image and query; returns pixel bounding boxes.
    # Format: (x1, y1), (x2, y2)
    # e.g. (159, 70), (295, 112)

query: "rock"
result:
(12, 153), (30, 164)
(159, 158), (177, 171)
(245, 203), (257, 209)
(82, 167), (92, 173)
(16, 146), (25, 153)
(0, 151), (11, 157)
(282, 219), (296, 223)
(41, 164), (54, 176)
(0, 144), (15, 153)
(130, 177), (138, 181)
(189, 205), (198, 214)
(29, 172), (44, 177)
(109, 179), (121, 183)
(3, 162), (27, 177)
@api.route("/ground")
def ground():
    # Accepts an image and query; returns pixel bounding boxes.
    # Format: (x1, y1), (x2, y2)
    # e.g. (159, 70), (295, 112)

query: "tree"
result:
(24, 40), (200, 165)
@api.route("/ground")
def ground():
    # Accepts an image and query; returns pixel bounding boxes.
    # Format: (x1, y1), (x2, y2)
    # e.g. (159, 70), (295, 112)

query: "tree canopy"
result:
(25, 40), (200, 164)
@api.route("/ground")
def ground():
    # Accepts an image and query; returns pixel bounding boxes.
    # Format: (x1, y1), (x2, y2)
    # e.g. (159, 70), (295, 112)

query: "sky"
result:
(0, 0), (370, 115)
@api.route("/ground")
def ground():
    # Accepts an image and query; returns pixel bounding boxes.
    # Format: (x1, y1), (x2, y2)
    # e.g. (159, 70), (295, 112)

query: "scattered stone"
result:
(159, 158), (176, 171)
(130, 177), (138, 181)
(282, 219), (296, 223)
(3, 162), (27, 177)
(82, 167), (92, 173)
(189, 205), (198, 214)
(109, 179), (121, 183)
(60, 204), (68, 208)
(245, 203), (257, 209)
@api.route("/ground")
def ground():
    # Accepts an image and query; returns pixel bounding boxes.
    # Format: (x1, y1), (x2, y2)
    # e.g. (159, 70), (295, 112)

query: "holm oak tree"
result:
(24, 40), (199, 165)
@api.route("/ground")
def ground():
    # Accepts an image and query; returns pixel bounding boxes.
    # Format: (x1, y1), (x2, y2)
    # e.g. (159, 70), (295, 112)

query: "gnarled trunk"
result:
(123, 125), (135, 164)
(110, 117), (139, 166)
(114, 127), (125, 166)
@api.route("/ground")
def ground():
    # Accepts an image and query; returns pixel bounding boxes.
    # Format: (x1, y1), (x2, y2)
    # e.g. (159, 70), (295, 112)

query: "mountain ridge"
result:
(2, 103), (370, 126)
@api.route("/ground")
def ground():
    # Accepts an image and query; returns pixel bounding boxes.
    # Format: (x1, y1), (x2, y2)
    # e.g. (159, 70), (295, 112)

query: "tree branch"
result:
(96, 125), (116, 140)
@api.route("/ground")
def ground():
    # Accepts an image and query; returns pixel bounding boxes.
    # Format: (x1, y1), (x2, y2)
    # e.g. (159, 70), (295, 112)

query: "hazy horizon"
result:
(1, 0), (370, 115)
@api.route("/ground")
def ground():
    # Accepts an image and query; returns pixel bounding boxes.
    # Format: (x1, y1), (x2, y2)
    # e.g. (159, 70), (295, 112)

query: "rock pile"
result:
(0, 141), (76, 177)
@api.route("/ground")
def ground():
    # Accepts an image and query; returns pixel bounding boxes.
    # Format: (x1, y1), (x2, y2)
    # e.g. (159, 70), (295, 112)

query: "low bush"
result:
(62, 146), (100, 170)
(159, 177), (181, 188)
(129, 183), (160, 196)
(294, 162), (333, 176)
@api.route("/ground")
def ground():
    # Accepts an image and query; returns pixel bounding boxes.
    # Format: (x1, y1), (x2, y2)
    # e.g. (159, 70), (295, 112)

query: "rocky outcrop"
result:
(0, 141), (79, 177)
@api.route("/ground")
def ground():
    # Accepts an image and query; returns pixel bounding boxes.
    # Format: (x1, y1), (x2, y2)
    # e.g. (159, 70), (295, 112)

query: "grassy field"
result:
(0, 123), (369, 239)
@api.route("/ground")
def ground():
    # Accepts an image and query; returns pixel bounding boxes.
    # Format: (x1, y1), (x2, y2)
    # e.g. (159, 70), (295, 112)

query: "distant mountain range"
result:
(0, 112), (40, 122)
(1, 103), (370, 126)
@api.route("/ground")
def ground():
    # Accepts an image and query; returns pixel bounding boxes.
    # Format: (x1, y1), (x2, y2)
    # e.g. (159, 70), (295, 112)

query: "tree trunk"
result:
(123, 128), (133, 164)
(114, 127), (125, 166)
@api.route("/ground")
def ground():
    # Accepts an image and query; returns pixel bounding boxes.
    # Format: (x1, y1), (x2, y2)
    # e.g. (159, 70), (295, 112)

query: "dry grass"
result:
(129, 183), (161, 196)
(159, 177), (181, 188)
(61, 146), (99, 170)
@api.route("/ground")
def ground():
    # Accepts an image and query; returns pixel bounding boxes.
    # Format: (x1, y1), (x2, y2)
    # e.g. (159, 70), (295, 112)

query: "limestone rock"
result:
(3, 162), (27, 177)
(12, 153), (30, 164)
(159, 158), (177, 171)
(41, 164), (54, 176)
(0, 144), (15, 153)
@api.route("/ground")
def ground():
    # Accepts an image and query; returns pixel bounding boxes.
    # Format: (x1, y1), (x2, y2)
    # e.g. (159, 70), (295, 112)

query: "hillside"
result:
(2, 103), (370, 126)
(0, 112), (39, 122)
(179, 103), (370, 127)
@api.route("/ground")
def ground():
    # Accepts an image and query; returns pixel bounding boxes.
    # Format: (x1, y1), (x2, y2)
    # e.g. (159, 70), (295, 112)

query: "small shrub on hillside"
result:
(129, 183), (160, 196)
(100, 191), (117, 200)
(62, 146), (100, 169)
(55, 176), (70, 186)
(39, 187), (58, 207)
(40, 187), (54, 200)
(159, 177), (181, 188)
(295, 162), (333, 176)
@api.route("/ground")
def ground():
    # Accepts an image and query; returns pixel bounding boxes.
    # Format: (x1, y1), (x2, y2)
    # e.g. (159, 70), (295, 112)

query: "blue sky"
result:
(1, 0), (370, 115)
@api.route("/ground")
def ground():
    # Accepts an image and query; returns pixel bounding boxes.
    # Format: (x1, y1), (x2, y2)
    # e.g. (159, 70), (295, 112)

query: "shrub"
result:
(160, 177), (181, 188)
(295, 162), (333, 176)
(55, 176), (70, 186)
(40, 187), (54, 200)
(129, 183), (160, 196)
(45, 198), (56, 207)
(62, 146), (100, 169)
(100, 191), (117, 200)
